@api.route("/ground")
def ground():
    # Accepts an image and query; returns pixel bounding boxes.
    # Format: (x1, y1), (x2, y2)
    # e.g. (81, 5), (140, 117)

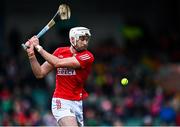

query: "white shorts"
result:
(51, 98), (84, 126)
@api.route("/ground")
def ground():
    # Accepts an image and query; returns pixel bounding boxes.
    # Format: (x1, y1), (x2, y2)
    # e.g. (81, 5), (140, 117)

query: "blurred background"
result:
(0, 0), (180, 126)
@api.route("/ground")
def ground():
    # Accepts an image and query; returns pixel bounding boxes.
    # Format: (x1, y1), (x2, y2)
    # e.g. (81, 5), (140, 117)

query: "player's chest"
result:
(56, 52), (78, 76)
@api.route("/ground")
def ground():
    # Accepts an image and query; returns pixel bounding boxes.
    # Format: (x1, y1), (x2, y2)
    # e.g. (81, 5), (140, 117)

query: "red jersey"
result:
(52, 47), (94, 100)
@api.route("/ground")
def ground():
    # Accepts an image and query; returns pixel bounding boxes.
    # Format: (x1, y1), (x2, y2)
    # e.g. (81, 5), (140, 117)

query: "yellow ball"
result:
(121, 78), (128, 85)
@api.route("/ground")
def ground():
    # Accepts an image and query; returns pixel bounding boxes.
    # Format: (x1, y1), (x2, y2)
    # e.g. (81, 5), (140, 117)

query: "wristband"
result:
(35, 45), (43, 52)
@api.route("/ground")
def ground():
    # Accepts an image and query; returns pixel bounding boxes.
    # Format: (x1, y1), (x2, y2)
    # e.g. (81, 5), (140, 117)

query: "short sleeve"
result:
(75, 51), (94, 69)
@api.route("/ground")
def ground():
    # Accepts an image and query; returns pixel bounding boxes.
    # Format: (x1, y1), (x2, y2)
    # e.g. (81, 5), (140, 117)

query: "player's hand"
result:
(25, 40), (35, 58)
(30, 36), (39, 47)
(25, 39), (31, 48)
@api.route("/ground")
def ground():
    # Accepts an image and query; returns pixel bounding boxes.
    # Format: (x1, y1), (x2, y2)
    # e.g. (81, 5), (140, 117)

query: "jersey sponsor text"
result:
(57, 68), (76, 75)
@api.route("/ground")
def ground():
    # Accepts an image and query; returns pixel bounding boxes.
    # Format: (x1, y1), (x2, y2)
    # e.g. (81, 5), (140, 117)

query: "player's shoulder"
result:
(54, 46), (70, 53)
(79, 50), (94, 57)
(53, 46), (70, 56)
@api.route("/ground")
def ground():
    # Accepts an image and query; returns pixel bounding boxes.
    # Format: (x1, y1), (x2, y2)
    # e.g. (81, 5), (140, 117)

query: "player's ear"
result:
(70, 37), (75, 43)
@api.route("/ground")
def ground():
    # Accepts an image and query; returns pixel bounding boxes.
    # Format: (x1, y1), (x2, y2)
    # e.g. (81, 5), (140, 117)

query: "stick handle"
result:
(21, 43), (28, 50)
(36, 25), (50, 38)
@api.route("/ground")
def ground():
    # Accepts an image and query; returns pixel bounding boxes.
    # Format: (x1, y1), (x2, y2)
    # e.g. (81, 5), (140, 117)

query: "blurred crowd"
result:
(0, 22), (180, 126)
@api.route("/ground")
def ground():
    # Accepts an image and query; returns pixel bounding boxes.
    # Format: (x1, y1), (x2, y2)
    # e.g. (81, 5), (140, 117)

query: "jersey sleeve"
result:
(75, 51), (94, 69)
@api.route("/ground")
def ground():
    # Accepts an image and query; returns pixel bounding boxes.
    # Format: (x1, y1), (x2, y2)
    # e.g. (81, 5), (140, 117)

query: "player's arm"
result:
(29, 57), (54, 78)
(37, 46), (81, 68)
(28, 36), (81, 68)
(26, 40), (54, 78)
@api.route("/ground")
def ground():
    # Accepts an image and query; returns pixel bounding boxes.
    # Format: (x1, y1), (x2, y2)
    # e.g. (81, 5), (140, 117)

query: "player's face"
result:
(76, 35), (90, 51)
